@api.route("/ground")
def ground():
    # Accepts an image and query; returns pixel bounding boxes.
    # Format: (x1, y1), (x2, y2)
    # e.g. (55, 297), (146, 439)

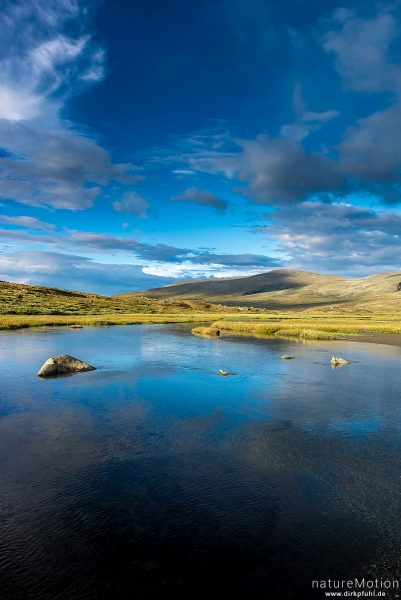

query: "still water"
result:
(1, 324), (401, 599)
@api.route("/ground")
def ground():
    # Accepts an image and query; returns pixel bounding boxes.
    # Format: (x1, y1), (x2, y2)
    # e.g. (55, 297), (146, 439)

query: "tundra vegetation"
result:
(1, 277), (401, 342)
(0, 280), (254, 330)
(191, 313), (401, 341)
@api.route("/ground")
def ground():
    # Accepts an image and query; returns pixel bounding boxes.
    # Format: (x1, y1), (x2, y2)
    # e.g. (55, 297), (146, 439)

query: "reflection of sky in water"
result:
(328, 420), (382, 436)
(1, 324), (401, 598)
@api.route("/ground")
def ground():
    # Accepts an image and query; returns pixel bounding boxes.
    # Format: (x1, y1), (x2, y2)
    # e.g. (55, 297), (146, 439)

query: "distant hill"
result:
(119, 269), (401, 311)
(0, 281), (242, 315)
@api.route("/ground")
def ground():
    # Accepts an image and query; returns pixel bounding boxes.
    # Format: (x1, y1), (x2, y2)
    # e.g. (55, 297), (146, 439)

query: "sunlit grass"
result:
(191, 315), (401, 341)
(0, 312), (247, 331)
(3, 310), (401, 337)
(0, 280), (256, 317)
(2, 278), (401, 340)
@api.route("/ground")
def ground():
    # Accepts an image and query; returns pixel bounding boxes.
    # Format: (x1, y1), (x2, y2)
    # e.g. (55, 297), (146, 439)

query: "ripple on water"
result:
(1, 324), (401, 599)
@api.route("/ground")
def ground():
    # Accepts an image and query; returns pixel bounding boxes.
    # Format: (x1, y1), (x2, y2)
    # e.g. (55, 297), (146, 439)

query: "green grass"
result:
(2, 280), (401, 339)
(192, 315), (401, 341)
(0, 312), (248, 331)
(125, 269), (401, 312)
(0, 280), (251, 317)
(0, 280), (258, 332)
(191, 325), (222, 337)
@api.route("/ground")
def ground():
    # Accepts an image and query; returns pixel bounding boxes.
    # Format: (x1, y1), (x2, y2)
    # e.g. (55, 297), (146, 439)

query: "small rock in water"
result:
(281, 355), (295, 360)
(38, 354), (96, 378)
(219, 369), (230, 376)
(330, 355), (351, 368)
(69, 324), (83, 329)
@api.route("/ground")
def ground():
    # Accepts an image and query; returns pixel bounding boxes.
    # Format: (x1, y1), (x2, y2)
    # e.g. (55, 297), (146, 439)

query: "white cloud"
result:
(264, 201), (401, 274)
(113, 192), (150, 218)
(142, 263), (271, 280)
(0, 0), (138, 210)
(171, 187), (227, 212)
(0, 2), (96, 122)
(0, 215), (56, 230)
(323, 10), (400, 93)
(0, 87), (43, 122)
(303, 110), (340, 123)
(181, 9), (401, 207)
(188, 135), (341, 204)
(0, 224), (280, 274)
(0, 250), (177, 295)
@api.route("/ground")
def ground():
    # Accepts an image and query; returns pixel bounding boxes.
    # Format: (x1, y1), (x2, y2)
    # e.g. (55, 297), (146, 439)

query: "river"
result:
(1, 324), (401, 599)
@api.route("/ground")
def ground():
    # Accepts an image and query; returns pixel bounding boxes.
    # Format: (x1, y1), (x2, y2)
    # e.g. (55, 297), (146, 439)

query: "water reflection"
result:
(1, 324), (401, 599)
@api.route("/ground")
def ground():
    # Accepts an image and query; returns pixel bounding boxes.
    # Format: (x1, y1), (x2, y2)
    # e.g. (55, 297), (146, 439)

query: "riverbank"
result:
(342, 332), (401, 347)
(3, 312), (401, 349)
(192, 316), (401, 345)
(0, 312), (248, 330)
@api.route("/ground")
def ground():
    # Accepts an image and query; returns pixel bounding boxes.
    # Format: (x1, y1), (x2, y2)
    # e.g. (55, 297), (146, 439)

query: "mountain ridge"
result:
(118, 269), (401, 311)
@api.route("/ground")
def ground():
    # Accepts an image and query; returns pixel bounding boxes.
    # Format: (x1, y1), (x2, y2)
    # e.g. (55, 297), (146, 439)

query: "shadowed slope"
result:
(120, 270), (401, 310)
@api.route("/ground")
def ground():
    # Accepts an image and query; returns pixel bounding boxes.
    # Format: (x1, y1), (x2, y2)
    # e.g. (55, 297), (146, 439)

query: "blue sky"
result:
(1, 0), (401, 294)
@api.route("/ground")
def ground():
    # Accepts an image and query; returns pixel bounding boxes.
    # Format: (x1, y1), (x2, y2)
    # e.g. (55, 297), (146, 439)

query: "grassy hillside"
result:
(123, 269), (401, 311)
(2, 275), (401, 340)
(0, 280), (260, 330)
(0, 280), (247, 316)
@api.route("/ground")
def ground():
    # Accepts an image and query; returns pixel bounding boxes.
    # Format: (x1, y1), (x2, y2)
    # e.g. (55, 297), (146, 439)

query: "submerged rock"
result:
(281, 355), (295, 360)
(330, 355), (351, 368)
(38, 354), (96, 378)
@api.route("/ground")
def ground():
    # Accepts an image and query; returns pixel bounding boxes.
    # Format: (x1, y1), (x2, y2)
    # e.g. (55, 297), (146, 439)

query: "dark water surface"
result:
(1, 324), (401, 599)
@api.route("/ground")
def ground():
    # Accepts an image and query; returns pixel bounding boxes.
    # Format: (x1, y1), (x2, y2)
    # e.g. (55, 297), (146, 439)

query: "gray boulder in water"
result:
(330, 355), (351, 368)
(38, 354), (96, 378)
